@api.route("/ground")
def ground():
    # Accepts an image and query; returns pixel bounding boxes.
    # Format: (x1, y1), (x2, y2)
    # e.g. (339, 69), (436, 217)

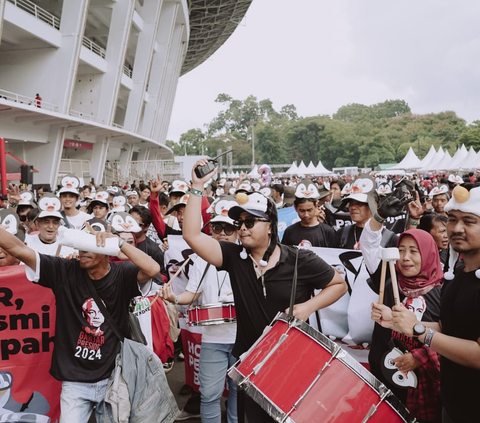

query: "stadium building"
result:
(0, 0), (251, 188)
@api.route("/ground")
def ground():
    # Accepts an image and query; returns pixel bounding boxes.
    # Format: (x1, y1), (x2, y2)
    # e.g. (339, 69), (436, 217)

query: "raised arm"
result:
(183, 159), (223, 267)
(0, 229), (36, 269)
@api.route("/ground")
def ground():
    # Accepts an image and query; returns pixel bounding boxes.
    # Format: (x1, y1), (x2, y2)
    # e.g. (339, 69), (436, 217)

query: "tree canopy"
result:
(166, 94), (473, 169)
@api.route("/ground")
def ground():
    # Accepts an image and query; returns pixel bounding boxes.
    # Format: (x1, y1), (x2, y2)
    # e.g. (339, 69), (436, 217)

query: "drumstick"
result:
(149, 257), (191, 307)
(378, 260), (387, 305)
(388, 261), (401, 305)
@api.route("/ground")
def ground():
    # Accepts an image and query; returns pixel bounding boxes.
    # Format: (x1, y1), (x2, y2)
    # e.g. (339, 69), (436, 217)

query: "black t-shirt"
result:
(281, 221), (335, 248)
(36, 254), (140, 382)
(369, 282), (441, 402)
(440, 267), (480, 422)
(219, 243), (335, 358)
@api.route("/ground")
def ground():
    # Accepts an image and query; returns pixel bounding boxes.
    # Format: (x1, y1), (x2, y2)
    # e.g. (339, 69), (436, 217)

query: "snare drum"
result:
(228, 312), (415, 423)
(187, 302), (236, 327)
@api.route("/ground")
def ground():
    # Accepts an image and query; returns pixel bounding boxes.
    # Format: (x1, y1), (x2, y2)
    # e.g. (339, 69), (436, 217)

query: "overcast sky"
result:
(167, 0), (480, 142)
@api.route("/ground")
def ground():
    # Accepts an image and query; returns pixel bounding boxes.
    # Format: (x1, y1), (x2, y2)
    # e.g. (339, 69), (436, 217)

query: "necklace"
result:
(353, 225), (361, 250)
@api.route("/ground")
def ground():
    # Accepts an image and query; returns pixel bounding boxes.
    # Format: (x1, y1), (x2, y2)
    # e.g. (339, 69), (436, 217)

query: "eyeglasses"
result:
(210, 223), (236, 236)
(234, 217), (270, 229)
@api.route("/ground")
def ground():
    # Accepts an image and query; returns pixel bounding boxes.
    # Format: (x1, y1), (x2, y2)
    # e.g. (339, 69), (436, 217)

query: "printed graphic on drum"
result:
(228, 312), (415, 423)
(187, 302), (236, 327)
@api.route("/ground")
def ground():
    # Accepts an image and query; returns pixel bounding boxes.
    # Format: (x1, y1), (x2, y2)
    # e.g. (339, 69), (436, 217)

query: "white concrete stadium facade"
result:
(0, 0), (252, 189)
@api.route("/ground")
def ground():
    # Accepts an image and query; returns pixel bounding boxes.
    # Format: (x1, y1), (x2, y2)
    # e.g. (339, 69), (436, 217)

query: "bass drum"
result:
(228, 312), (415, 423)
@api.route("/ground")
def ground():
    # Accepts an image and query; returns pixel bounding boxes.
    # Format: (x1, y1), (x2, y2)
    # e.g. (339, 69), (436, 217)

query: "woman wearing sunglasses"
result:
(183, 159), (347, 422)
(161, 196), (239, 423)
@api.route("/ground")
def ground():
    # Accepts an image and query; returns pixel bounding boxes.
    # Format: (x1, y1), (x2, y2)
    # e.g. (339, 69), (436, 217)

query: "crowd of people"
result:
(0, 165), (479, 423)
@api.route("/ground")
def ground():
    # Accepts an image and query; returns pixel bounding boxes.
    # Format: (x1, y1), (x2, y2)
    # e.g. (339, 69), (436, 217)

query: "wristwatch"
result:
(413, 323), (426, 337)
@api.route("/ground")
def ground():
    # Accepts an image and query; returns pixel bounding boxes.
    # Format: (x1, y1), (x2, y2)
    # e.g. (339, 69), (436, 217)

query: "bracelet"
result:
(424, 328), (436, 347)
(174, 295), (179, 305)
(408, 219), (419, 226)
(373, 213), (385, 224)
(190, 187), (204, 197)
(118, 238), (126, 249)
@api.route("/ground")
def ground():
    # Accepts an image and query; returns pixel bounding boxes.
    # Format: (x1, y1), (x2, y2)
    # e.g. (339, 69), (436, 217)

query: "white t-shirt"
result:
(64, 210), (90, 230)
(26, 234), (76, 257)
(185, 257), (236, 344)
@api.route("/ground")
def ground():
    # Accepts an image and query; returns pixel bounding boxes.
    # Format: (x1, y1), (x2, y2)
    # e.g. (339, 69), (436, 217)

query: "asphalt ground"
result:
(166, 351), (228, 422)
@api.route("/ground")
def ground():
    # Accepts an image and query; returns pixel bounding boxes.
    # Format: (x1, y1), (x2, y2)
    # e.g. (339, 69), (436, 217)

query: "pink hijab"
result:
(395, 229), (444, 297)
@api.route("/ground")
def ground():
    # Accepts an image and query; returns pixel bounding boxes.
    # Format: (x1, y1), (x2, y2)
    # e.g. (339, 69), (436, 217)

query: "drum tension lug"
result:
(360, 388), (392, 423)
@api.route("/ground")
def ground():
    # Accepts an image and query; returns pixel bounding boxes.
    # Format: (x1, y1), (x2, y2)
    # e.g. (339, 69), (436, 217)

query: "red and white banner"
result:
(0, 266), (61, 422)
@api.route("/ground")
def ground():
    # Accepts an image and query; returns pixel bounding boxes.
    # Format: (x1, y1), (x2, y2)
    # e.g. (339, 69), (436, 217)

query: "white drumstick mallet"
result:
(378, 247), (401, 305)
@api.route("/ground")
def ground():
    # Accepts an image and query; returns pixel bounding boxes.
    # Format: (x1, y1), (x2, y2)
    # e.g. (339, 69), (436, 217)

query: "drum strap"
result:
(287, 248), (299, 319)
(188, 263), (211, 307)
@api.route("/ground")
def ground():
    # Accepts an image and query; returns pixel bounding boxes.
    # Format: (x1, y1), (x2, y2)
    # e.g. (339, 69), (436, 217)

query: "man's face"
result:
(92, 204), (108, 220)
(37, 217), (61, 243)
(169, 194), (182, 206)
(176, 206), (185, 229)
(117, 232), (135, 261)
(348, 200), (371, 226)
(78, 251), (106, 269)
(127, 195), (139, 207)
(0, 247), (19, 267)
(330, 183), (342, 201)
(236, 211), (271, 250)
(60, 193), (78, 210)
(130, 211), (148, 236)
(295, 200), (317, 226)
(432, 194), (449, 214)
(447, 210), (480, 254)
(430, 220), (448, 251)
(210, 222), (237, 243)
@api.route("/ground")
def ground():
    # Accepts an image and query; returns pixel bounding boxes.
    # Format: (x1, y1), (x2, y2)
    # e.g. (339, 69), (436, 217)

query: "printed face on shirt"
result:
(82, 298), (104, 329)
(404, 296), (426, 320)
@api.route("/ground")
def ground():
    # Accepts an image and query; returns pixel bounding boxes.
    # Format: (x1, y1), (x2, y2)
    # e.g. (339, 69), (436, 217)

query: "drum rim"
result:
(229, 312), (416, 423)
(186, 301), (235, 311)
(187, 317), (236, 327)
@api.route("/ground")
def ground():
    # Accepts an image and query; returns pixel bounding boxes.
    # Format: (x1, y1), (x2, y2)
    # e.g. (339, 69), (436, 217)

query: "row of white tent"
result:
(388, 145), (480, 173)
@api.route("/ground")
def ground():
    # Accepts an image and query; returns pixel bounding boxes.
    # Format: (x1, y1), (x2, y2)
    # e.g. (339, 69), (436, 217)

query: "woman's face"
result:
(398, 235), (422, 278)
(430, 220), (448, 251)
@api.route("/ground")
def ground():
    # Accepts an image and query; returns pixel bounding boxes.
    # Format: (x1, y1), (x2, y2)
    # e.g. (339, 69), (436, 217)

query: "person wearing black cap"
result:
(183, 158), (347, 422)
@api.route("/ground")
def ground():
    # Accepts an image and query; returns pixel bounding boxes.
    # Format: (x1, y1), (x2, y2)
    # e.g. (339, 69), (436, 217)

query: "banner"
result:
(181, 328), (202, 393)
(0, 266), (61, 423)
(306, 247), (376, 346)
(277, 207), (299, 241)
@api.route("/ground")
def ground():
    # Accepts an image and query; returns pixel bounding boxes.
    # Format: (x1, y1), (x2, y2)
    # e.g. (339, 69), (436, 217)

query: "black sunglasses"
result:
(211, 223), (236, 236)
(19, 215), (27, 222)
(234, 217), (269, 229)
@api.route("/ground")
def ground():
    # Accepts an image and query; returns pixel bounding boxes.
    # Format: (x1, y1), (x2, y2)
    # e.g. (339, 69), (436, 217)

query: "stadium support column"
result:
(123, 0), (162, 133)
(140, 1), (178, 139)
(55, 0), (90, 112)
(97, 0), (135, 125)
(90, 136), (110, 185)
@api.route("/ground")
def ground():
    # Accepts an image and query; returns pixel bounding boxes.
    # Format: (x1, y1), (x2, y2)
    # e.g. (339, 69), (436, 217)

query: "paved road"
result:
(166, 352), (228, 422)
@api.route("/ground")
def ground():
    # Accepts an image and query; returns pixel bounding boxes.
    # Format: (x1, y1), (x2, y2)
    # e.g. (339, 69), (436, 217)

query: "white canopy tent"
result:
(247, 165), (260, 179)
(418, 146), (437, 168)
(457, 147), (479, 172)
(389, 147), (423, 170)
(296, 161), (308, 176)
(445, 144), (469, 171)
(284, 161), (299, 175)
(306, 161), (317, 174)
(420, 147), (445, 172)
(314, 160), (334, 175)
(433, 150), (453, 171)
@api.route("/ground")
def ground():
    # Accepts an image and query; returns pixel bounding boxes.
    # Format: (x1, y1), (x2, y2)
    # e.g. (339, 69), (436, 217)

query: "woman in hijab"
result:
(367, 229), (443, 423)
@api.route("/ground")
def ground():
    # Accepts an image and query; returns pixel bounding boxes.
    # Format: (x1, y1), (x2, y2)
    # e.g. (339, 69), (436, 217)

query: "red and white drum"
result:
(187, 302), (236, 327)
(228, 312), (415, 423)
